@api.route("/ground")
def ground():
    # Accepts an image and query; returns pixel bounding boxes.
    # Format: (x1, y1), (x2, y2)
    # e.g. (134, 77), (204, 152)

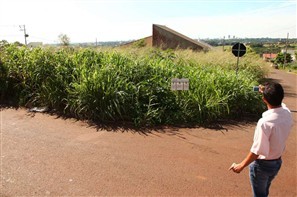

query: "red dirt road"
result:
(1, 69), (296, 196)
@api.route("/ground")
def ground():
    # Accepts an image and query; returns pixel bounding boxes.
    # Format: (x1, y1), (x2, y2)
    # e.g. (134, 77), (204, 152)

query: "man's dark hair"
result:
(263, 82), (284, 106)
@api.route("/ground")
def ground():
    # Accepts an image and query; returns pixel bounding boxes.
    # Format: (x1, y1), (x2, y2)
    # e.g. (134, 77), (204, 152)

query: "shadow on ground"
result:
(1, 104), (258, 136)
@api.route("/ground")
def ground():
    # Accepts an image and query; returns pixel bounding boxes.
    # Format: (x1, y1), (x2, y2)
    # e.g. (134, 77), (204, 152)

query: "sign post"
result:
(232, 43), (246, 76)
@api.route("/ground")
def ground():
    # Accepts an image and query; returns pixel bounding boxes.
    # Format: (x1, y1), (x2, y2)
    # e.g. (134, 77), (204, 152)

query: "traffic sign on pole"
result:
(232, 43), (246, 76)
(232, 43), (246, 57)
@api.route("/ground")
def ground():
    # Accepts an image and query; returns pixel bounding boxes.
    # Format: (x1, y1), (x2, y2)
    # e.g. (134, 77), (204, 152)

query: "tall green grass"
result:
(0, 44), (268, 126)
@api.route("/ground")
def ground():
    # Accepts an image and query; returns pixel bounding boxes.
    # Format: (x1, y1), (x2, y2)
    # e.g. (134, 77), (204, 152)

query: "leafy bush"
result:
(275, 52), (292, 64)
(133, 39), (147, 48)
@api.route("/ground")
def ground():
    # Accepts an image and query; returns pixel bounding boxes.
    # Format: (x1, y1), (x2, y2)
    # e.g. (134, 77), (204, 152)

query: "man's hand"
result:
(229, 153), (258, 174)
(229, 163), (245, 173)
(259, 84), (265, 93)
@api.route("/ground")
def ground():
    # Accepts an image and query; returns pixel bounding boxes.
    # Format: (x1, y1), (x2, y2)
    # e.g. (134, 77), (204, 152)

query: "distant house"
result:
(262, 53), (277, 61)
(122, 24), (212, 51)
(152, 24), (212, 51)
(27, 42), (43, 48)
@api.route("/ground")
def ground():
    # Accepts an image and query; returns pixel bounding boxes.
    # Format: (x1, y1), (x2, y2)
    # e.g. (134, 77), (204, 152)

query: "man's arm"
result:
(229, 152), (259, 173)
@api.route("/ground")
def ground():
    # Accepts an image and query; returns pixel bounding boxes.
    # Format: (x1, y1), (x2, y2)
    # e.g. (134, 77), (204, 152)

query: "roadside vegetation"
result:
(0, 43), (269, 126)
(249, 43), (297, 73)
(210, 39), (297, 73)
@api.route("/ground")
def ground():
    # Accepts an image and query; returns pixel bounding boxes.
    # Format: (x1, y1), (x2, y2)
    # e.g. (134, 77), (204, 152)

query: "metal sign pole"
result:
(236, 55), (240, 76)
(236, 44), (240, 76)
(232, 43), (246, 77)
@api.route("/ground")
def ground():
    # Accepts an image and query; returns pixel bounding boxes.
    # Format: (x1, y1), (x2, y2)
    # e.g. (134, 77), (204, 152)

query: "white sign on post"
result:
(171, 78), (189, 91)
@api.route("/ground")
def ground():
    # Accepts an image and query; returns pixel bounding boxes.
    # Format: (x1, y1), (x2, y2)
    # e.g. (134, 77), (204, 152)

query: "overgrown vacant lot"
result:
(0, 44), (269, 126)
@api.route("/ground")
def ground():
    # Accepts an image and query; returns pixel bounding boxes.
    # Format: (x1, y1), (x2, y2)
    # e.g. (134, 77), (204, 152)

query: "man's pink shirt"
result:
(250, 104), (293, 160)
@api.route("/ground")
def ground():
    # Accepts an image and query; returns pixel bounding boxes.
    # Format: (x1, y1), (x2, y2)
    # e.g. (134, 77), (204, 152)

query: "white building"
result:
(27, 42), (43, 48)
(281, 49), (296, 61)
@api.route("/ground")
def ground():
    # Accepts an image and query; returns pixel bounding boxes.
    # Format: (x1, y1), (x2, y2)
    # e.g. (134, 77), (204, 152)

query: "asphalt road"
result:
(1, 69), (296, 196)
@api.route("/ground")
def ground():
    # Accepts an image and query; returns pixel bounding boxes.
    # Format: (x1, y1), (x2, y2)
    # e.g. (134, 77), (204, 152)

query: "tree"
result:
(13, 41), (24, 47)
(275, 52), (292, 64)
(58, 34), (70, 46)
(0, 40), (8, 45)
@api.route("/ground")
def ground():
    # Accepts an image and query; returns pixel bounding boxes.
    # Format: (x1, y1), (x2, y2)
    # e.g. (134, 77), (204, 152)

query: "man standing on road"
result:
(229, 82), (293, 197)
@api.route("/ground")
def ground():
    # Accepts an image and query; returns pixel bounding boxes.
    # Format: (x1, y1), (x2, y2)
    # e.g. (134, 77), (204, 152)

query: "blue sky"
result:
(0, 0), (296, 44)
